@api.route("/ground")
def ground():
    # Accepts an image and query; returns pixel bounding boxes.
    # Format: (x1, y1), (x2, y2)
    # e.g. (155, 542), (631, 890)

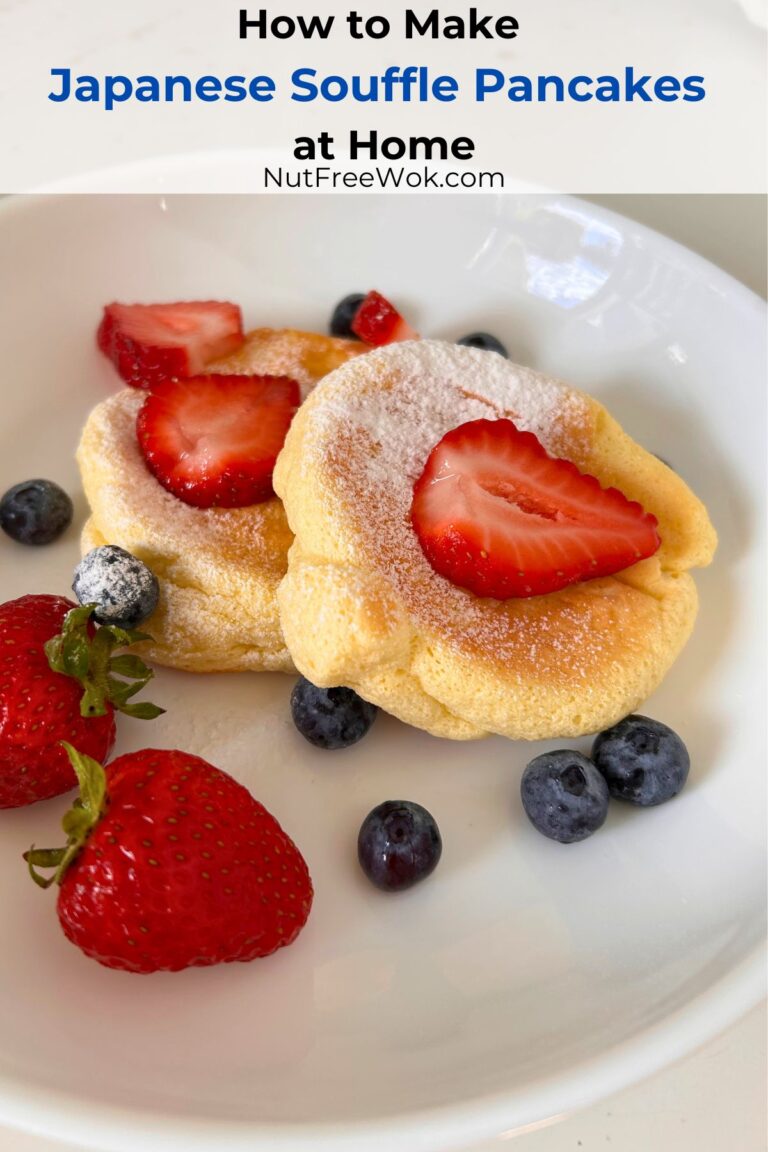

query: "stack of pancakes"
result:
(78, 336), (716, 739)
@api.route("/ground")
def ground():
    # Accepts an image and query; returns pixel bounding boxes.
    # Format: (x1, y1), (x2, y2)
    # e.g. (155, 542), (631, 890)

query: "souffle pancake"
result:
(78, 327), (367, 672)
(274, 340), (717, 740)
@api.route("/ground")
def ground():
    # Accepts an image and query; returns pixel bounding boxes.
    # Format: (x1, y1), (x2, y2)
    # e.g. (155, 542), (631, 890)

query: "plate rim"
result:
(0, 947), (763, 1152)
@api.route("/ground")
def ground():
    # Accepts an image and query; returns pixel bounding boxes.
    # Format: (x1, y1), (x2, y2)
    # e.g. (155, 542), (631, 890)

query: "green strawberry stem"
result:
(24, 744), (107, 889)
(44, 603), (164, 720)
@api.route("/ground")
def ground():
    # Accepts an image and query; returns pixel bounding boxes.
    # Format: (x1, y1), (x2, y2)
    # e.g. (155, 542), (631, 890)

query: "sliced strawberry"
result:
(351, 291), (418, 346)
(136, 374), (300, 508)
(97, 301), (244, 388)
(411, 419), (661, 600)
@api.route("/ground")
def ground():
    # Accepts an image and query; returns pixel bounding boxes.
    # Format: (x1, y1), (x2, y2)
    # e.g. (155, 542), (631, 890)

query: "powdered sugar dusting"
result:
(209, 327), (367, 400)
(79, 389), (291, 573)
(304, 341), (638, 675)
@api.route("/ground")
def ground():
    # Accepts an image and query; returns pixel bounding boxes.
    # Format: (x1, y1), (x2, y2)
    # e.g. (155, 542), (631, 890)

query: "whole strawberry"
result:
(26, 746), (313, 973)
(0, 595), (162, 809)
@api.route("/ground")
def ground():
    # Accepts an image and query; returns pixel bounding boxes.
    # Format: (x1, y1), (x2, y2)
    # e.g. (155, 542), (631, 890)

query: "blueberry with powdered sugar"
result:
(73, 546), (159, 629)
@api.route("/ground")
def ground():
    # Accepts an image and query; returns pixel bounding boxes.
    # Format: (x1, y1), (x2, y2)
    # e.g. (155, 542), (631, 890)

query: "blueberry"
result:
(521, 750), (609, 843)
(456, 332), (509, 358)
(290, 677), (377, 749)
(0, 479), (73, 545)
(358, 800), (442, 891)
(592, 715), (690, 806)
(72, 545), (159, 629)
(330, 294), (366, 339)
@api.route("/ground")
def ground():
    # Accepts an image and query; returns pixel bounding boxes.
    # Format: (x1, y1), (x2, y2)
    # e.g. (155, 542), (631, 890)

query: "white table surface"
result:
(0, 194), (765, 1152)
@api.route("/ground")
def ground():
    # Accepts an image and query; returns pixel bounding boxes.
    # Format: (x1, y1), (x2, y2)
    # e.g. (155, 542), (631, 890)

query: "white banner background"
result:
(0, 0), (765, 192)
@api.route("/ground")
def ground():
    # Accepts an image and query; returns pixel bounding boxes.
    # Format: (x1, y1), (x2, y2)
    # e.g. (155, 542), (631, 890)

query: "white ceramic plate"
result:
(0, 192), (764, 1152)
